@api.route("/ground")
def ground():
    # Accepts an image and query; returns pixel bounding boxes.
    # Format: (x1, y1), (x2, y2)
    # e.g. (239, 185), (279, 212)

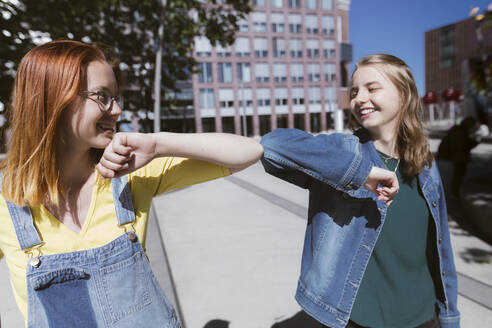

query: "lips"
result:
(96, 122), (115, 133)
(359, 108), (375, 119)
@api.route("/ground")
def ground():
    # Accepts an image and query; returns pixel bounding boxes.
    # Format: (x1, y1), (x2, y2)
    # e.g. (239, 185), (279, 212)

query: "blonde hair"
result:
(351, 54), (433, 175)
(1, 40), (106, 206)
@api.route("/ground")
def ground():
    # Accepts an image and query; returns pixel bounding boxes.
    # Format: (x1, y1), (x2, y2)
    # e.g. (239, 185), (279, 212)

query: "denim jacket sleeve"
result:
(260, 128), (373, 191)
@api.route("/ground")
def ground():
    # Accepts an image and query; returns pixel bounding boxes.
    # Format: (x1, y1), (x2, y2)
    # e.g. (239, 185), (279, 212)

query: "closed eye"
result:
(350, 88), (358, 99)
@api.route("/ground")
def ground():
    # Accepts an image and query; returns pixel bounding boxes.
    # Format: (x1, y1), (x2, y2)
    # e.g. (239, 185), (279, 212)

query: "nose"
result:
(110, 99), (123, 117)
(353, 88), (369, 106)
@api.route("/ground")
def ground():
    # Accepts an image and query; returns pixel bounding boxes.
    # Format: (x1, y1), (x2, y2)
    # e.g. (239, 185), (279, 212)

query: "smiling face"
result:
(60, 60), (121, 152)
(350, 64), (402, 139)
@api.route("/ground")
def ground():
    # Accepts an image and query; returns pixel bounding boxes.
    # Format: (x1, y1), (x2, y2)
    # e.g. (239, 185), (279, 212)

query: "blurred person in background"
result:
(437, 116), (489, 197)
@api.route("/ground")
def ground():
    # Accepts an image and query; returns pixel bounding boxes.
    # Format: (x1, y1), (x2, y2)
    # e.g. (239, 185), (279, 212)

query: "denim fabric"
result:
(7, 176), (181, 328)
(261, 128), (460, 328)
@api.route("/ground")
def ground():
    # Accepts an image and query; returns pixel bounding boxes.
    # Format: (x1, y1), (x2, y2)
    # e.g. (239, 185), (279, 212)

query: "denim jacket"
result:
(260, 128), (460, 328)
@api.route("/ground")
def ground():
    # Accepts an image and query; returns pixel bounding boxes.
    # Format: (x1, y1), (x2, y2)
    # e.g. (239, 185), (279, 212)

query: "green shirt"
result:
(350, 152), (437, 328)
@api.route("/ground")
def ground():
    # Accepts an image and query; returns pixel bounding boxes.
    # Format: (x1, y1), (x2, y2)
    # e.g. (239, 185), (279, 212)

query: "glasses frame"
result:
(79, 90), (122, 113)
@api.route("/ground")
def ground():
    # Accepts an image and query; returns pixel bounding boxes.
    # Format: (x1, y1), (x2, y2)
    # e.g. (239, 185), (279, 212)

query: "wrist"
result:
(152, 132), (171, 158)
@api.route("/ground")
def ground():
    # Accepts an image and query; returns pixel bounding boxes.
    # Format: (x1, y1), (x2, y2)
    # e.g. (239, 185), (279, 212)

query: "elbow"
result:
(243, 141), (264, 167)
(229, 140), (264, 174)
(255, 142), (264, 161)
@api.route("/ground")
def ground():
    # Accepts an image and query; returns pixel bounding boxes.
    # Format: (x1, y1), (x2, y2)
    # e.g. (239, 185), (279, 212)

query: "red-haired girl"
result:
(0, 40), (263, 327)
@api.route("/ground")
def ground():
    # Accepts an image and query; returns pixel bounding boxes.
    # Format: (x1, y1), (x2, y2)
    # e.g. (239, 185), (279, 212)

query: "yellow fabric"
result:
(0, 157), (229, 320)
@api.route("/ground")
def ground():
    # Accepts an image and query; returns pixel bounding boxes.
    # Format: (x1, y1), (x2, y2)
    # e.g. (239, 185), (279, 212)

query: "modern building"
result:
(425, 12), (492, 99)
(189, 0), (352, 136)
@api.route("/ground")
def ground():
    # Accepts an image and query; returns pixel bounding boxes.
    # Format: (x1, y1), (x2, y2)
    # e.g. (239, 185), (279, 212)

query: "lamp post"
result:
(442, 88), (459, 124)
(239, 79), (247, 136)
(423, 91), (438, 123)
(153, 0), (167, 133)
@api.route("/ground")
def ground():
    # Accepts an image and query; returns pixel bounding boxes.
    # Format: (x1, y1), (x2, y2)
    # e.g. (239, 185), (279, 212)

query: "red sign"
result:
(442, 88), (460, 101)
(423, 91), (438, 104)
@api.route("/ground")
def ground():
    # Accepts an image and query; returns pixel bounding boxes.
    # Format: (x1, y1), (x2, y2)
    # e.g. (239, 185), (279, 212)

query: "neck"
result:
(56, 144), (96, 193)
(371, 129), (398, 158)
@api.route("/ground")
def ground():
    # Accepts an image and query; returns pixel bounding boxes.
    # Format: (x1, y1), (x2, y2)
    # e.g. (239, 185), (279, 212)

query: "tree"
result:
(0, 0), (252, 119)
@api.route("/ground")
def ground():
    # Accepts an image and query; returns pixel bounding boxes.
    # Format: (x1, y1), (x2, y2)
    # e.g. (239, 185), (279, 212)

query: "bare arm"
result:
(96, 132), (263, 178)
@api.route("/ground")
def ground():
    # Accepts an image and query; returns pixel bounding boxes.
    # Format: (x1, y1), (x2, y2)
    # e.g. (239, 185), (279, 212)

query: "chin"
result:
(91, 137), (112, 149)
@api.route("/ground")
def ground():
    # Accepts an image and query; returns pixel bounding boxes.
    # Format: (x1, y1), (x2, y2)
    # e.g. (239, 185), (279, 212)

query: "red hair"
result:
(1, 40), (106, 206)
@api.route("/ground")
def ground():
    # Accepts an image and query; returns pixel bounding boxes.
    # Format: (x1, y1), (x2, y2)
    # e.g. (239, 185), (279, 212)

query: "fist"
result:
(363, 166), (399, 206)
(96, 133), (156, 178)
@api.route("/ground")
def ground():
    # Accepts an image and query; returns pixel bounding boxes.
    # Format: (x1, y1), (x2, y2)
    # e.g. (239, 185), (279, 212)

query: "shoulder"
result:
(128, 157), (184, 180)
(0, 195), (20, 252)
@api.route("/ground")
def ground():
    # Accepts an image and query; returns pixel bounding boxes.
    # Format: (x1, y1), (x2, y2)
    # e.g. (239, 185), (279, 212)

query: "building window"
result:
(307, 63), (320, 82)
(305, 15), (318, 34)
(256, 88), (271, 106)
(288, 0), (300, 9)
(237, 18), (249, 32)
(324, 62), (336, 82)
(321, 0), (332, 10)
(322, 15), (334, 35)
(237, 62), (252, 83)
(238, 88), (253, 107)
(195, 36), (212, 57)
(254, 38), (269, 57)
(254, 0), (266, 7)
(252, 12), (267, 32)
(288, 14), (302, 33)
(439, 27), (455, 68)
(305, 0), (317, 10)
(273, 63), (287, 82)
(271, 0), (283, 8)
(255, 63), (270, 82)
(199, 89), (215, 109)
(309, 87), (321, 104)
(275, 87), (288, 106)
(323, 39), (336, 58)
(306, 39), (320, 58)
(271, 13), (285, 33)
(216, 45), (231, 57)
(292, 87), (304, 105)
(289, 38), (303, 58)
(219, 88), (234, 109)
(290, 63), (304, 82)
(324, 86), (337, 103)
(235, 37), (250, 57)
(218, 63), (233, 83)
(273, 37), (286, 58)
(198, 62), (213, 83)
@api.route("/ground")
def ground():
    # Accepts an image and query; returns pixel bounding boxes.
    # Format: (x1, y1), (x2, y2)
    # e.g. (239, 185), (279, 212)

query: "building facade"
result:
(425, 14), (492, 98)
(191, 0), (352, 136)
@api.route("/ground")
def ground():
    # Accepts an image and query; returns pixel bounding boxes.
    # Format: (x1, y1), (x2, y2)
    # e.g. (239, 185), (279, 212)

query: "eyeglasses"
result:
(79, 90), (123, 112)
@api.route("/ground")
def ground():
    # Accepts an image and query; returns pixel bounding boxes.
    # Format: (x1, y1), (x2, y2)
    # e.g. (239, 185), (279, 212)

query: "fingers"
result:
(111, 133), (132, 156)
(97, 135), (133, 178)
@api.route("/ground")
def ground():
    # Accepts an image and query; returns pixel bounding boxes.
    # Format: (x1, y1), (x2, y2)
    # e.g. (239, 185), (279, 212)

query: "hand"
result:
(96, 133), (157, 178)
(363, 166), (399, 206)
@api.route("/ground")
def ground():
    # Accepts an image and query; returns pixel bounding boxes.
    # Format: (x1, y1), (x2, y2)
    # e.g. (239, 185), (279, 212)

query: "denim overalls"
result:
(5, 176), (181, 328)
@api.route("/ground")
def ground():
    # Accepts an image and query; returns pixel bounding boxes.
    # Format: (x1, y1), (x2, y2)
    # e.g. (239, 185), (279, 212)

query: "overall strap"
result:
(111, 175), (136, 225)
(0, 172), (43, 250)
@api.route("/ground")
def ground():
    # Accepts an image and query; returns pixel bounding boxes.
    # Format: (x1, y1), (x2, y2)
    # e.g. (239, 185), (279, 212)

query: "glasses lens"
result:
(115, 96), (124, 109)
(96, 92), (111, 109)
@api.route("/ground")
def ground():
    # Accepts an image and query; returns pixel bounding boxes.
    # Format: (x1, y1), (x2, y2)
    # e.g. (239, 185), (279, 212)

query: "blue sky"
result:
(350, 0), (492, 95)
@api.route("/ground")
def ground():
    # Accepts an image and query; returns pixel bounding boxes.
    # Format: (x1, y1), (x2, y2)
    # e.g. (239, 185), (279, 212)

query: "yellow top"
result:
(0, 157), (229, 320)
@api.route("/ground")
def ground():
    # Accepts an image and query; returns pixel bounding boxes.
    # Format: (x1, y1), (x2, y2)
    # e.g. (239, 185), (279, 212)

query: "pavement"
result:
(1, 132), (492, 327)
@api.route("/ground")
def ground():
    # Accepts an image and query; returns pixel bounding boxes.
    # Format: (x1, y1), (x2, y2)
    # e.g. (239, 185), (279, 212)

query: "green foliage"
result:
(0, 0), (252, 114)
